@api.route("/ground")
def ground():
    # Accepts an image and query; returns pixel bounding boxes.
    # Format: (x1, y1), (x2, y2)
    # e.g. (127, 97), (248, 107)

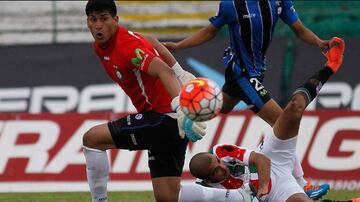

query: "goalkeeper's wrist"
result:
(172, 62), (185, 77)
(171, 96), (180, 111)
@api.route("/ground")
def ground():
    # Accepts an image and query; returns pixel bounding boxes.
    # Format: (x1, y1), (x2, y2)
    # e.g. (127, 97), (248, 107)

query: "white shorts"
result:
(256, 132), (305, 202)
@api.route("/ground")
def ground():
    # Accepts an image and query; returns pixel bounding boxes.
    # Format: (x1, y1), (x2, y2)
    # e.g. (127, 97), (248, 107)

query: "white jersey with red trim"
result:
(211, 144), (256, 189)
(197, 144), (271, 192)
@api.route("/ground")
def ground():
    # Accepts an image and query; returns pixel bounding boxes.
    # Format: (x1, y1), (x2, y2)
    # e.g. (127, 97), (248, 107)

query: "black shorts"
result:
(223, 60), (271, 113)
(107, 111), (188, 178)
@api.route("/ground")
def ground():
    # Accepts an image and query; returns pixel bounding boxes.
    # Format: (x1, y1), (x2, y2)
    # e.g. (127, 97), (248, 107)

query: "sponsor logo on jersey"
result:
(275, 1), (282, 14)
(130, 134), (138, 146)
(148, 150), (155, 161)
(104, 56), (110, 61)
(225, 189), (230, 198)
(243, 13), (256, 19)
(113, 65), (123, 81)
(99, 197), (108, 202)
(116, 71), (122, 80)
(131, 48), (146, 67)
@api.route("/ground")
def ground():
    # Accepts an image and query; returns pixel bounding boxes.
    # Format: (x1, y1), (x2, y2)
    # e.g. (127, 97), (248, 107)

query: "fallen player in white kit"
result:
(179, 37), (344, 202)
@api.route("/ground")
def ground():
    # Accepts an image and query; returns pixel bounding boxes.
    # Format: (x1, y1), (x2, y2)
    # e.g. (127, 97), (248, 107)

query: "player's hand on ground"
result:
(238, 183), (259, 202)
(256, 186), (268, 202)
(162, 41), (179, 50)
(171, 96), (206, 142)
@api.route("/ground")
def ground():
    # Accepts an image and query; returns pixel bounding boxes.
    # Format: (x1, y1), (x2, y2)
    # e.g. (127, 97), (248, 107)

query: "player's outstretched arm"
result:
(147, 57), (181, 98)
(147, 57), (206, 140)
(290, 19), (329, 49)
(162, 24), (219, 50)
(179, 183), (256, 202)
(248, 152), (271, 199)
(142, 34), (177, 67)
(142, 34), (197, 85)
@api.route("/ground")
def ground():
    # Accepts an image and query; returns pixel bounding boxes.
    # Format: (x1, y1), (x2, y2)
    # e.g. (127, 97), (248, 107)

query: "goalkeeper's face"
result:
(206, 155), (230, 183)
(87, 11), (119, 48)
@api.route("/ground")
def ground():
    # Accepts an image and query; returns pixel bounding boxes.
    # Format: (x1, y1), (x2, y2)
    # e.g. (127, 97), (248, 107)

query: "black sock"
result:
(293, 66), (334, 104)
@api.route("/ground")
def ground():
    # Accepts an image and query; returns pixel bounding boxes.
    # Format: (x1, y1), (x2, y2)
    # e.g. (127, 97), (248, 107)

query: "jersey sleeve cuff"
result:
(209, 17), (223, 29)
(141, 53), (157, 72)
(243, 149), (253, 166)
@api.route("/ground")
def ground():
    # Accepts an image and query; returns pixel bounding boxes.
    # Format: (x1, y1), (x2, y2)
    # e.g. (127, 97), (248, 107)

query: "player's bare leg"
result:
(221, 92), (284, 128)
(272, 37), (344, 200)
(222, 92), (283, 127)
(258, 99), (313, 189)
(152, 177), (181, 202)
(220, 91), (241, 114)
(222, 88), (313, 191)
(273, 94), (307, 140)
(82, 124), (117, 202)
(274, 36), (345, 141)
(221, 89), (283, 128)
(83, 123), (117, 150)
(256, 98), (283, 127)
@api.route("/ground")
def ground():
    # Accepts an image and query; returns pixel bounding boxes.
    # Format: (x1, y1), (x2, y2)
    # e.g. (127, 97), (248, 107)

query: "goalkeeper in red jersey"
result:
(83, 0), (205, 201)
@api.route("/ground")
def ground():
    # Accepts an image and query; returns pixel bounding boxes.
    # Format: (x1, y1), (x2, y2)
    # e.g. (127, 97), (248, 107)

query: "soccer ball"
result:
(179, 77), (223, 122)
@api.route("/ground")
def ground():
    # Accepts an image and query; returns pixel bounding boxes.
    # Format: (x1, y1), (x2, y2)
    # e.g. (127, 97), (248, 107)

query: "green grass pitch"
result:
(0, 190), (358, 201)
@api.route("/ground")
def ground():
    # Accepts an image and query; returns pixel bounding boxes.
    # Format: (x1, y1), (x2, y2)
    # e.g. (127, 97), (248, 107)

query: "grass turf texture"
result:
(0, 190), (358, 201)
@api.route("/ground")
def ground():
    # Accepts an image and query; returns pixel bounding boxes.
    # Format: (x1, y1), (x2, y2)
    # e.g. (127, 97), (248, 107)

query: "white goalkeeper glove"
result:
(172, 62), (196, 85)
(171, 96), (206, 142)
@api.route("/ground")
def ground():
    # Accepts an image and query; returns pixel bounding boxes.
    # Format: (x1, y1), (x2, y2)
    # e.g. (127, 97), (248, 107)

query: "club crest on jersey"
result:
(113, 65), (123, 81)
(275, 1), (282, 14)
(228, 160), (245, 177)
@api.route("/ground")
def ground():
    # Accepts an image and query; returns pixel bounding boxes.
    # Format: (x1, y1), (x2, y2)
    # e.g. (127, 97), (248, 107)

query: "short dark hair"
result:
(85, 0), (117, 17)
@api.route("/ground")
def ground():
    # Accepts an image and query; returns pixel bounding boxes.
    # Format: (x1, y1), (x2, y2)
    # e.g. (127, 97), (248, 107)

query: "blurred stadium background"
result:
(0, 1), (359, 201)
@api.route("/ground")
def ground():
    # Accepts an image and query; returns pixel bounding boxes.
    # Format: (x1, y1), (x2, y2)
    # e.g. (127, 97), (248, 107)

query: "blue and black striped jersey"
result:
(210, 0), (298, 76)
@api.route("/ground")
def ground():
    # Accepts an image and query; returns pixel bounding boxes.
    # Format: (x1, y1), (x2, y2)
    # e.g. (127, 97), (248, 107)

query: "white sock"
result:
(83, 146), (109, 202)
(292, 155), (307, 188)
(179, 184), (250, 202)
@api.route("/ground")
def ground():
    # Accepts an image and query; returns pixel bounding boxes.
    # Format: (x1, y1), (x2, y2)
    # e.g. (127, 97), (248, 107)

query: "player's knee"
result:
(220, 100), (236, 114)
(154, 192), (179, 202)
(285, 96), (306, 119)
(153, 185), (180, 202)
(82, 127), (100, 149)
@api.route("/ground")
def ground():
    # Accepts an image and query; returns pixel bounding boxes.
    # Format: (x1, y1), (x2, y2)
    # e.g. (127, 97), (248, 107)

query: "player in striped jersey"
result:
(82, 0), (205, 201)
(179, 37), (345, 201)
(164, 0), (331, 198)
